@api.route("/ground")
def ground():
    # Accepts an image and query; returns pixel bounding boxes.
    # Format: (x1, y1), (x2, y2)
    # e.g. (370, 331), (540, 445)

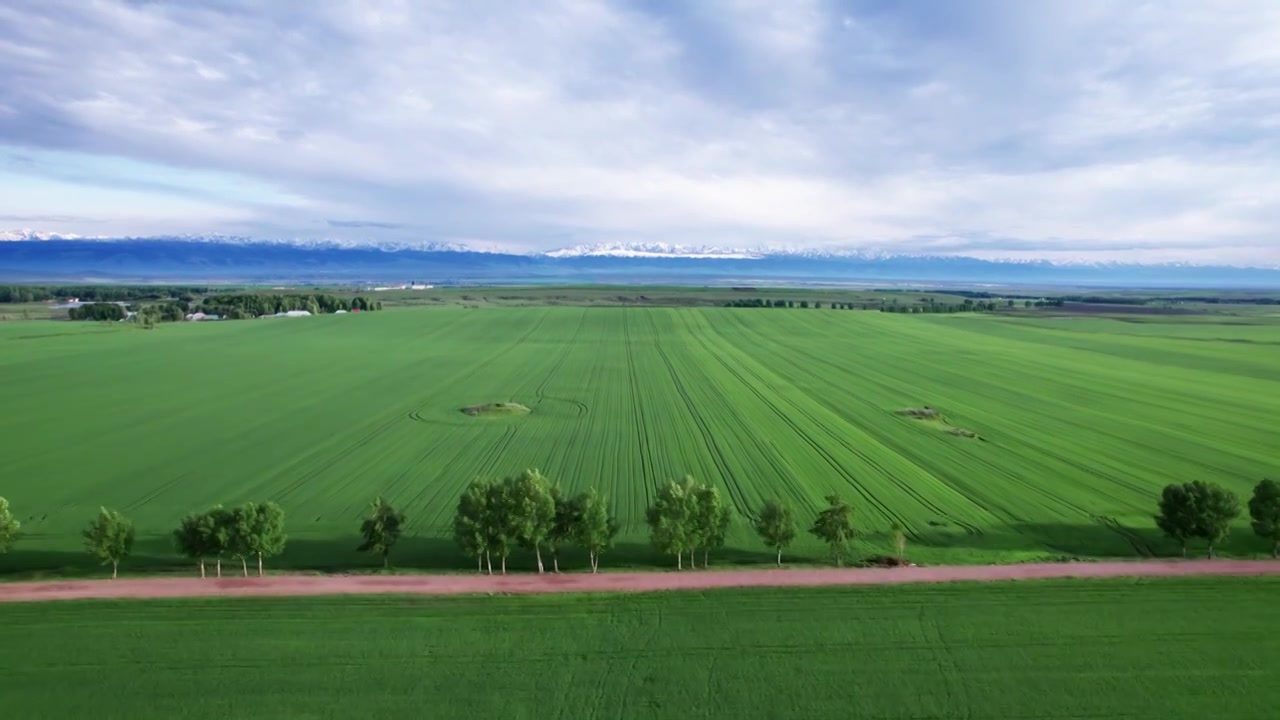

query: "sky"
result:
(1, 0), (1278, 264)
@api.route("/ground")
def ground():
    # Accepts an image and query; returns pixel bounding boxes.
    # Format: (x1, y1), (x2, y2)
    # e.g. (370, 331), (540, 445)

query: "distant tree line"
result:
(722, 296), (1027, 314)
(1153, 296), (1280, 306)
(723, 298), (863, 309)
(879, 300), (996, 314)
(2, 478), (1278, 578)
(198, 293), (382, 319)
(132, 301), (190, 328)
(0, 285), (209, 303)
(67, 303), (129, 321)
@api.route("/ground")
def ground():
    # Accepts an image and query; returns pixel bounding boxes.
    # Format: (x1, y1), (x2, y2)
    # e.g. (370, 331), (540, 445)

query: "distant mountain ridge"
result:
(1, 235), (1278, 288)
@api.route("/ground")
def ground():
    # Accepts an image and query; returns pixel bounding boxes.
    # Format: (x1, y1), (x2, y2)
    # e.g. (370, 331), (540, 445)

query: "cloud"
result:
(327, 220), (402, 229)
(0, 0), (1277, 263)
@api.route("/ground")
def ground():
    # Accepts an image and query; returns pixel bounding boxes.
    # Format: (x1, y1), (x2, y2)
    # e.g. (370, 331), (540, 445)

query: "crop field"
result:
(1, 306), (1277, 573)
(1, 577), (1277, 718)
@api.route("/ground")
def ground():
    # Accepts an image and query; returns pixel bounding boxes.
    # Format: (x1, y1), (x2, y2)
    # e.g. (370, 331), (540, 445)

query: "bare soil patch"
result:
(2, 560), (1278, 604)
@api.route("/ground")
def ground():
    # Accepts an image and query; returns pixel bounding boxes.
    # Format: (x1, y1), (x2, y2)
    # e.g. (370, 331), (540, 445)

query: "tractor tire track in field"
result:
(749, 318), (1161, 555)
(1093, 515), (1156, 557)
(663, 312), (804, 515)
(678, 315), (919, 532)
(5, 560), (1280, 604)
(709, 313), (987, 535)
(123, 473), (191, 512)
(475, 424), (521, 481)
(780, 320), (1161, 523)
(274, 310), (554, 505)
(623, 312), (656, 509)
(533, 310), (587, 408)
(711, 313), (1096, 537)
(649, 315), (739, 502)
(737, 313), (1185, 554)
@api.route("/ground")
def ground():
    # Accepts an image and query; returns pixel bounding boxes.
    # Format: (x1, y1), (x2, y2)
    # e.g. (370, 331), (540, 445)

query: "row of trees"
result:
(2, 478), (1276, 577)
(452, 470), (618, 574)
(879, 302), (995, 314)
(445, 473), (868, 572)
(723, 298), (863, 309)
(0, 500), (288, 578)
(197, 293), (381, 319)
(644, 477), (732, 568)
(1155, 480), (1280, 558)
(67, 303), (129, 321)
(172, 502), (288, 578)
(0, 491), (867, 574)
(0, 285), (209, 304)
(645, 484), (863, 568)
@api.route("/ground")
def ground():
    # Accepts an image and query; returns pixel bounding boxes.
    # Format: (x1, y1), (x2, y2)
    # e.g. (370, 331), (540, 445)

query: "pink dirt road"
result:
(2, 559), (1278, 604)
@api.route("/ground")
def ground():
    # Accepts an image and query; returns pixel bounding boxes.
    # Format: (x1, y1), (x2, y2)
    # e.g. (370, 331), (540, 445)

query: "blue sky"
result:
(1, 0), (1278, 263)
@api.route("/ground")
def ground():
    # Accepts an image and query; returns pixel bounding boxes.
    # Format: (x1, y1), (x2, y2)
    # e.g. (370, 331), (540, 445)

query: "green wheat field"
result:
(1, 307), (1277, 572)
(1, 578), (1277, 718)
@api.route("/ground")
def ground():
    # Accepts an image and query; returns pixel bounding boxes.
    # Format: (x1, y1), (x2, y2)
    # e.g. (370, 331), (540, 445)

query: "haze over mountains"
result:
(2, 235), (1278, 288)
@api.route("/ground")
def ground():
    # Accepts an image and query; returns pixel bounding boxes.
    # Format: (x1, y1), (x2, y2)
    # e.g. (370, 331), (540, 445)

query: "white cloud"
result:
(0, 0), (1277, 263)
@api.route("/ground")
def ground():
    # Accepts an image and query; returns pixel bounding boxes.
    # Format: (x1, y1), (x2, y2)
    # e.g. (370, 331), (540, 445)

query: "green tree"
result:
(454, 480), (492, 574)
(810, 495), (856, 566)
(484, 480), (517, 574)
(573, 487), (618, 573)
(203, 506), (234, 578)
(547, 486), (577, 573)
(753, 499), (796, 566)
(507, 469), (556, 573)
(83, 507), (134, 579)
(1189, 481), (1240, 558)
(0, 497), (19, 553)
(890, 521), (907, 560)
(357, 497), (406, 568)
(234, 501), (287, 576)
(173, 512), (212, 577)
(1249, 479), (1280, 558)
(693, 484), (732, 567)
(1155, 483), (1199, 557)
(647, 477), (698, 569)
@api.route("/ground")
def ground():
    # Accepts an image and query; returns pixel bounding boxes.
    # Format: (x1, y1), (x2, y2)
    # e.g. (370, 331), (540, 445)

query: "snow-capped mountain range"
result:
(0, 229), (89, 241)
(2, 231), (1279, 286)
(4, 230), (1261, 268)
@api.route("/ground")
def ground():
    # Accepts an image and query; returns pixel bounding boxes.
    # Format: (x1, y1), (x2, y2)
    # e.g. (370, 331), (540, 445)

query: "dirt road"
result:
(2, 559), (1278, 604)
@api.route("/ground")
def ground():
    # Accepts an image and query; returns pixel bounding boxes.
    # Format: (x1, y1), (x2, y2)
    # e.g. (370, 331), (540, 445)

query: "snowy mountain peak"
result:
(540, 242), (921, 260)
(0, 228), (86, 241)
(543, 243), (764, 259)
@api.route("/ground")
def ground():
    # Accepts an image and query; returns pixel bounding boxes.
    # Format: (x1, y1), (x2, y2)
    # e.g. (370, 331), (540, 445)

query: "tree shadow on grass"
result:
(0, 535), (796, 580)
(0, 536), (187, 581)
(907, 521), (1277, 561)
(7, 522), (1272, 581)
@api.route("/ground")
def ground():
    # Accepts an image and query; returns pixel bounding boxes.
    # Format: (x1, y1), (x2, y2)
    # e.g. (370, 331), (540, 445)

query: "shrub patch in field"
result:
(899, 406), (941, 419)
(461, 402), (531, 417)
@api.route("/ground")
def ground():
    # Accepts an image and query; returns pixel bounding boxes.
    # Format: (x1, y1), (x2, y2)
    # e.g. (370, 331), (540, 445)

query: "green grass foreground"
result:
(0, 577), (1276, 719)
(1, 307), (1278, 576)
